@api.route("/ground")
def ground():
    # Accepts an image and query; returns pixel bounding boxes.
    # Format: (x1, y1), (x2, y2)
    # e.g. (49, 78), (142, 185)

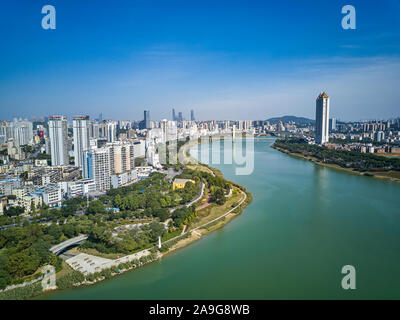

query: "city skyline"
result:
(1, 0), (400, 121)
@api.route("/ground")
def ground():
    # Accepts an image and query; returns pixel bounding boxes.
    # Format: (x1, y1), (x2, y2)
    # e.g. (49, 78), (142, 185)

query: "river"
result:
(42, 138), (400, 299)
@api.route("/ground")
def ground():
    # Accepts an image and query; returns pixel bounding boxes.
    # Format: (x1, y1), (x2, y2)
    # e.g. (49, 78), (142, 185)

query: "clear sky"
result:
(0, 0), (399, 121)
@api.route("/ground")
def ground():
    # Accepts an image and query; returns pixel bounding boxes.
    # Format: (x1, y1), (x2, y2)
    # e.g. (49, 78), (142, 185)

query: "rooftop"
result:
(174, 178), (194, 184)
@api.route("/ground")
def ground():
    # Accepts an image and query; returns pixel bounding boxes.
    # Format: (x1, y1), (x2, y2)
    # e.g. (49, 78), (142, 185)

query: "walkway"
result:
(191, 190), (247, 233)
(49, 235), (88, 255)
(170, 182), (205, 213)
(163, 189), (247, 246)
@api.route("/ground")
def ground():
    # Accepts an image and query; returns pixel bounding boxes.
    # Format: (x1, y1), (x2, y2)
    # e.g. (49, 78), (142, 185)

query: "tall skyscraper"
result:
(315, 92), (330, 145)
(190, 109), (195, 121)
(106, 121), (117, 143)
(172, 108), (176, 121)
(161, 119), (168, 142)
(329, 118), (337, 131)
(48, 116), (69, 166)
(73, 116), (90, 168)
(144, 110), (150, 129)
(178, 112), (183, 122)
(91, 121), (100, 139)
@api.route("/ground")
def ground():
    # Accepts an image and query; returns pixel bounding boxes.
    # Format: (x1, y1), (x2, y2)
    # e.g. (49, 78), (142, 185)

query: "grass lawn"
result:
(187, 164), (214, 175)
(56, 260), (75, 279)
(189, 188), (244, 230)
(75, 247), (122, 259)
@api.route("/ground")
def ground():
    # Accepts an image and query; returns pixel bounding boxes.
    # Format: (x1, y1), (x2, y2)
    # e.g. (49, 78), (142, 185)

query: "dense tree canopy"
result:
(274, 138), (400, 172)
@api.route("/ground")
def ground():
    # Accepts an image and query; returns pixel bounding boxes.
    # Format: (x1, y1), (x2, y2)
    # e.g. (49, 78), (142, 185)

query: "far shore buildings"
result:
(315, 92), (330, 145)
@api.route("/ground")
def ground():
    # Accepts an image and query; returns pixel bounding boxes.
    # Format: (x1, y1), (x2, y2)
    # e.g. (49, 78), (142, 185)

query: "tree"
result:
(46, 224), (62, 242)
(87, 200), (106, 215)
(154, 208), (170, 222)
(211, 188), (226, 205)
(0, 269), (11, 290)
(4, 206), (25, 217)
(19, 171), (28, 181)
(149, 222), (165, 242)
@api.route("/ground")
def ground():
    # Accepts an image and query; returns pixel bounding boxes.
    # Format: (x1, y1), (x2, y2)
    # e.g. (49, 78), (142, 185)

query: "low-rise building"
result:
(34, 159), (48, 167)
(67, 179), (96, 197)
(172, 178), (195, 190)
(111, 169), (138, 188)
(42, 185), (62, 207)
(23, 192), (43, 213)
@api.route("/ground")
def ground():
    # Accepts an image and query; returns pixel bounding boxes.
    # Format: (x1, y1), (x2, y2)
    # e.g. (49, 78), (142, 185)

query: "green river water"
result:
(42, 138), (400, 299)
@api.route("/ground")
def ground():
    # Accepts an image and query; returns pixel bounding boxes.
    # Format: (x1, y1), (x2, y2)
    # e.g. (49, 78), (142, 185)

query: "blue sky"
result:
(0, 0), (399, 121)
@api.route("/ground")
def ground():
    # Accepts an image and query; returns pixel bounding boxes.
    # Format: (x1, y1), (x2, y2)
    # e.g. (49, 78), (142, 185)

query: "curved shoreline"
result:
(25, 146), (252, 300)
(272, 144), (400, 183)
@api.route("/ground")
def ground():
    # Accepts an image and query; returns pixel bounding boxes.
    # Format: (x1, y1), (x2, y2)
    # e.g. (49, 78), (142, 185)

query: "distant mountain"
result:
(266, 115), (315, 124)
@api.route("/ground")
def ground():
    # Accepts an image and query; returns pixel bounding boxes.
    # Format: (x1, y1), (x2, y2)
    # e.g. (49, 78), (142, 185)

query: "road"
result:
(169, 182), (205, 213)
(163, 189), (247, 246)
(0, 209), (85, 231)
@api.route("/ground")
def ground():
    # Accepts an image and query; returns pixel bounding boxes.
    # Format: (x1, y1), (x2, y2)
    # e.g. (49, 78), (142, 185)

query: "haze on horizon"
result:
(0, 0), (399, 122)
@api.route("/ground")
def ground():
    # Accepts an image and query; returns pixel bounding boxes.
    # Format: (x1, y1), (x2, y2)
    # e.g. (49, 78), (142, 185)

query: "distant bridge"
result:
(49, 234), (88, 255)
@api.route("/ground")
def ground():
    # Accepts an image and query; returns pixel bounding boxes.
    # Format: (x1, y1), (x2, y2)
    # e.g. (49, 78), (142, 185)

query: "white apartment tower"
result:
(91, 148), (111, 191)
(48, 116), (69, 166)
(107, 122), (117, 143)
(73, 116), (90, 168)
(315, 92), (330, 145)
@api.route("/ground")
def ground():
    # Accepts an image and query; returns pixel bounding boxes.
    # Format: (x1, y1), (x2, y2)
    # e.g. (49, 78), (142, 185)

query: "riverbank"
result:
(15, 156), (251, 300)
(272, 144), (400, 183)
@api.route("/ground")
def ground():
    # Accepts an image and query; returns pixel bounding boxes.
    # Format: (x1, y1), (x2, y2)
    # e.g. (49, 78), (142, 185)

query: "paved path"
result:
(163, 189), (247, 246)
(170, 182), (205, 213)
(66, 249), (152, 275)
(191, 189), (247, 233)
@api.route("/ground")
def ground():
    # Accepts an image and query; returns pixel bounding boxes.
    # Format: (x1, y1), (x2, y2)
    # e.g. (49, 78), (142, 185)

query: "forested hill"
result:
(266, 115), (315, 124)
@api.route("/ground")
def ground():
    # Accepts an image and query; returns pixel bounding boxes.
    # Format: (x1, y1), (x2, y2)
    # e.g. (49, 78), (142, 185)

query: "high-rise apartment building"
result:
(83, 148), (111, 191)
(315, 92), (330, 145)
(0, 119), (33, 146)
(109, 142), (135, 175)
(82, 141), (135, 191)
(73, 116), (90, 168)
(106, 122), (117, 143)
(48, 116), (69, 166)
(90, 121), (100, 139)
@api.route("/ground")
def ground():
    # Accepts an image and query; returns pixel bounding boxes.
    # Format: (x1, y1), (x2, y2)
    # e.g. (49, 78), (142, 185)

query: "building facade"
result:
(48, 116), (69, 166)
(315, 92), (330, 145)
(73, 116), (90, 168)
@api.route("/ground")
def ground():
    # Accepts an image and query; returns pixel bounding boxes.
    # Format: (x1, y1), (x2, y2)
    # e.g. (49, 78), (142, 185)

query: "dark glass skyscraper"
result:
(144, 110), (150, 129)
(190, 109), (195, 121)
